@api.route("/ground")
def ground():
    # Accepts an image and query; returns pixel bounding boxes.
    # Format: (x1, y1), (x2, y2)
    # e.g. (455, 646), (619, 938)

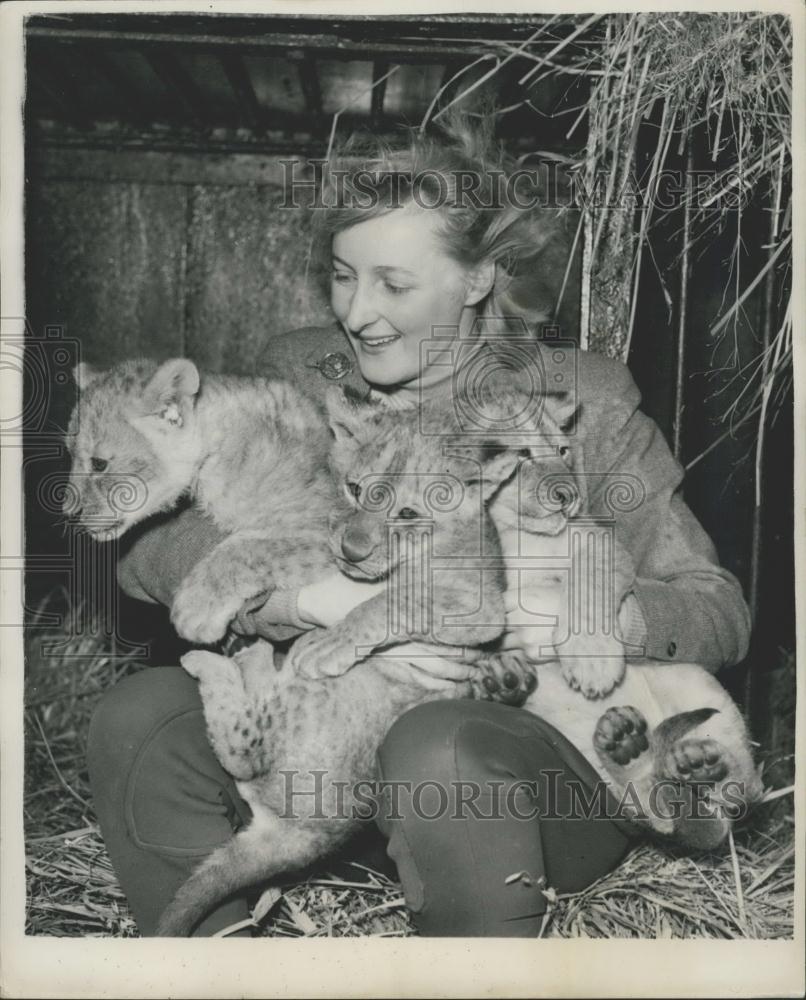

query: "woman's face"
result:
(330, 205), (486, 388)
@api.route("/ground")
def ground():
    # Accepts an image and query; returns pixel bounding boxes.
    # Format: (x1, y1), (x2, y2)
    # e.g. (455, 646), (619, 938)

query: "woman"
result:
(87, 117), (751, 937)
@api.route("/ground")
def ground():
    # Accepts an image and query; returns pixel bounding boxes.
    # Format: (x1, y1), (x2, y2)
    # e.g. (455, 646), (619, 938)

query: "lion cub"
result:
(284, 385), (580, 679)
(67, 358), (338, 645)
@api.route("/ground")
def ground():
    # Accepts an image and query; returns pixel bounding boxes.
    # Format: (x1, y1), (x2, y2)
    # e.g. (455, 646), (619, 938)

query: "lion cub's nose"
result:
(341, 527), (375, 563)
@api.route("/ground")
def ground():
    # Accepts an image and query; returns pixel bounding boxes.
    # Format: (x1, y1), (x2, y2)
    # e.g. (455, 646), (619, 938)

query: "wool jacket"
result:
(118, 324), (752, 672)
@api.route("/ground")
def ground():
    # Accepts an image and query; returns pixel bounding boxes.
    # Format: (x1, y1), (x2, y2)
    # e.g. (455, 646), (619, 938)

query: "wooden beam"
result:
(27, 112), (573, 158)
(294, 51), (325, 136)
(144, 50), (208, 126)
(26, 24), (587, 62)
(78, 44), (150, 128)
(28, 144), (298, 187)
(219, 52), (266, 133)
(27, 70), (93, 132)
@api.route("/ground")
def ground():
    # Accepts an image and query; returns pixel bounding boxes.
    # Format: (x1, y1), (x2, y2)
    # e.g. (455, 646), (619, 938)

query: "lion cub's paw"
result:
(287, 624), (361, 679)
(171, 584), (241, 645)
(594, 705), (649, 766)
(661, 737), (729, 784)
(559, 632), (625, 699)
(180, 648), (224, 682)
(470, 649), (538, 707)
(180, 648), (245, 706)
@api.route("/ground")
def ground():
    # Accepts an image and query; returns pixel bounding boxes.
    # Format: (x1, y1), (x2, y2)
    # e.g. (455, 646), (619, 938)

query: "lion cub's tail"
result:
(155, 817), (335, 937)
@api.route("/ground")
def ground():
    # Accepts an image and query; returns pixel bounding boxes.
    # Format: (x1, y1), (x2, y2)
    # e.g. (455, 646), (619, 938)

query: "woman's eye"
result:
(332, 271), (354, 286)
(346, 480), (361, 500)
(397, 507), (419, 520)
(90, 457), (108, 473)
(383, 281), (410, 296)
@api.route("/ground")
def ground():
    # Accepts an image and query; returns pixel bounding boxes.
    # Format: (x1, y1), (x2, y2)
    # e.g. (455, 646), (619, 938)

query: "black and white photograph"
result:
(0, 2), (803, 997)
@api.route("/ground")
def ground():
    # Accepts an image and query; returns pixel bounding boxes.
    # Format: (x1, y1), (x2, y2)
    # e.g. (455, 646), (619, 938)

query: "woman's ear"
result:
(463, 259), (496, 308)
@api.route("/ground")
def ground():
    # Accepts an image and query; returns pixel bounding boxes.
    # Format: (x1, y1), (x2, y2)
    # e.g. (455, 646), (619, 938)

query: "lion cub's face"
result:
(325, 388), (581, 582)
(66, 358), (202, 539)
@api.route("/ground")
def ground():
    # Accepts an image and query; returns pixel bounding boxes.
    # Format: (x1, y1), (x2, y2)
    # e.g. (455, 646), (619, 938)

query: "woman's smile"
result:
(356, 332), (402, 351)
(330, 203), (489, 392)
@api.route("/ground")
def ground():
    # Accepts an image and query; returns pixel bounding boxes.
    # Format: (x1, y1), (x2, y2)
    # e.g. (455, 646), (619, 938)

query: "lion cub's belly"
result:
(527, 660), (748, 780)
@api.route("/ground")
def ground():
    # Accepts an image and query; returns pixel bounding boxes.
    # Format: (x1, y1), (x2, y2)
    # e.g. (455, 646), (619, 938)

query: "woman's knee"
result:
(378, 698), (605, 794)
(89, 667), (201, 746)
(87, 666), (248, 854)
(87, 666), (201, 766)
(378, 698), (533, 786)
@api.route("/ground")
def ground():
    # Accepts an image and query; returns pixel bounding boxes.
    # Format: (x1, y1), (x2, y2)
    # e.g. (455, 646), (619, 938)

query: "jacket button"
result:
(667, 641), (677, 657)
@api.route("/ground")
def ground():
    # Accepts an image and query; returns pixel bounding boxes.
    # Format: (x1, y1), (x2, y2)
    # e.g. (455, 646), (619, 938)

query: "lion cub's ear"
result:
(325, 385), (369, 443)
(477, 440), (523, 491)
(542, 392), (581, 435)
(451, 439), (523, 500)
(141, 358), (200, 427)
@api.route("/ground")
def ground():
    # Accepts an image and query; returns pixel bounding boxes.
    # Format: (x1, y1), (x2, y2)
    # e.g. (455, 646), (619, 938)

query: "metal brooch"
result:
(306, 351), (355, 381)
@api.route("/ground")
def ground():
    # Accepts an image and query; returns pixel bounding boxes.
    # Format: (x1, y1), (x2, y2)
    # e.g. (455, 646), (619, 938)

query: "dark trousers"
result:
(87, 667), (635, 937)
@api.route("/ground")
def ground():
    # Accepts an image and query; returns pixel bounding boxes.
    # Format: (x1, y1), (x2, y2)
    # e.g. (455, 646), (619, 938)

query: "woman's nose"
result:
(344, 281), (380, 333)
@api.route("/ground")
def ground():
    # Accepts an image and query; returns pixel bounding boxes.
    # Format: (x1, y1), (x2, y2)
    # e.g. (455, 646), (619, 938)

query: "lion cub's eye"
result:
(346, 480), (361, 500)
(397, 507), (419, 520)
(90, 457), (108, 473)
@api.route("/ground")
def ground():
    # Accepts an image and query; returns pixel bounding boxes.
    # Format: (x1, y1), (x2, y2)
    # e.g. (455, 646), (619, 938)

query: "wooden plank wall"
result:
(25, 148), (334, 374)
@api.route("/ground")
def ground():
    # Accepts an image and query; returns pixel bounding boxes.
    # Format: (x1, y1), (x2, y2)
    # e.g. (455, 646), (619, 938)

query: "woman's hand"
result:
(296, 572), (388, 628)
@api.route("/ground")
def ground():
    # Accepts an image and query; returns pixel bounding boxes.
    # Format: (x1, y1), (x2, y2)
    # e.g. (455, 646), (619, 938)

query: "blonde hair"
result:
(315, 110), (574, 336)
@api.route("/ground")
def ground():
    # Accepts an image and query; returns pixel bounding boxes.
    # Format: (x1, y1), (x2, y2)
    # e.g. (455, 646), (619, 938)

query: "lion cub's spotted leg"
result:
(180, 649), (272, 782)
